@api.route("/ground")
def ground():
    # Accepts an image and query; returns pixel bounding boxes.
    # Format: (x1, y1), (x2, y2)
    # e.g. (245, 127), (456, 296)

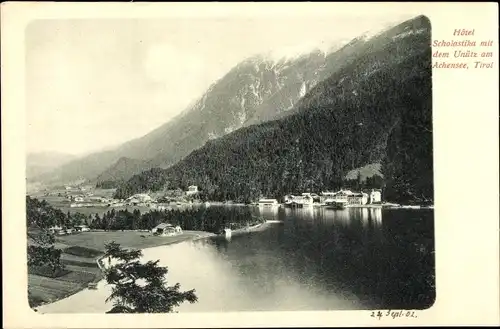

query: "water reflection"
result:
(321, 208), (350, 225)
(282, 206), (314, 221)
(257, 205), (279, 218)
(37, 207), (434, 313)
(214, 237), (230, 252)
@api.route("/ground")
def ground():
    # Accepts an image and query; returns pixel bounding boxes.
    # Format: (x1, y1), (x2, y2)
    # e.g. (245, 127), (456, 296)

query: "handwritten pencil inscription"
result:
(370, 310), (419, 320)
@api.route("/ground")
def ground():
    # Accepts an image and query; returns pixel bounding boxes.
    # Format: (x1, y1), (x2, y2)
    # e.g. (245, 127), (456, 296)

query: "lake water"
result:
(37, 206), (435, 313)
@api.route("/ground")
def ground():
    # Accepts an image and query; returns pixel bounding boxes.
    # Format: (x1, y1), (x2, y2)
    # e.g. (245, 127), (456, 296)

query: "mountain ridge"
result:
(26, 152), (77, 181)
(114, 15), (433, 204)
(31, 39), (369, 185)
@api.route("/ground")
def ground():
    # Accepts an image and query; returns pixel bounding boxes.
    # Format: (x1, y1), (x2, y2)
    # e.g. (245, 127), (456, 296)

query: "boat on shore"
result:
(324, 199), (349, 210)
(87, 282), (98, 290)
(283, 200), (304, 208)
(258, 198), (280, 208)
(265, 219), (284, 224)
(284, 202), (303, 208)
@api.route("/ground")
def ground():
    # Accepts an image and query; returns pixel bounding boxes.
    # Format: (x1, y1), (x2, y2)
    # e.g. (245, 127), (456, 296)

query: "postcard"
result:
(2, 2), (499, 328)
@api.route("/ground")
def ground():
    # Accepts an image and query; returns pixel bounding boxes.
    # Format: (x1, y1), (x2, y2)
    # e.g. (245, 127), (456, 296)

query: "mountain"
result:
(344, 163), (383, 182)
(26, 152), (76, 181)
(31, 31), (390, 186)
(114, 15), (433, 205)
(30, 149), (124, 186)
(93, 157), (151, 188)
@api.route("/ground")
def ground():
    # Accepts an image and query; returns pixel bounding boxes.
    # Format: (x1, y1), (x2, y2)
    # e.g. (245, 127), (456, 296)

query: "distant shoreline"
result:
(33, 230), (217, 311)
(31, 201), (431, 311)
(35, 224), (283, 311)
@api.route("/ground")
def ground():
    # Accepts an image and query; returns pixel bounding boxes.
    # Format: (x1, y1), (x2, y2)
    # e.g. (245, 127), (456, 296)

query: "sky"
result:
(26, 15), (412, 156)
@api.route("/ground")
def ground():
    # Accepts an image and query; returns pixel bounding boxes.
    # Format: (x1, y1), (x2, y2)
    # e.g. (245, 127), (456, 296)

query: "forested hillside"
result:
(115, 16), (433, 204)
(94, 157), (152, 188)
(32, 45), (343, 185)
(26, 152), (76, 182)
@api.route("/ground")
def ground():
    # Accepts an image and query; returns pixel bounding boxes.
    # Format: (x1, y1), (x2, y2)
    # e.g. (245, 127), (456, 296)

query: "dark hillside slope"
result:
(115, 16), (433, 204)
(34, 48), (340, 185)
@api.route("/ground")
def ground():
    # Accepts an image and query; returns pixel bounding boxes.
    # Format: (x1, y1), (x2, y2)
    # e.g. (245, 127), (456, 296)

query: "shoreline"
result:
(228, 221), (271, 236)
(33, 230), (217, 311)
(34, 225), (279, 311)
(33, 204), (429, 311)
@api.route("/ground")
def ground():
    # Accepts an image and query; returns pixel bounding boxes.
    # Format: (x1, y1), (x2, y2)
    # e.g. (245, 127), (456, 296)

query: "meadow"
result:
(29, 188), (155, 216)
(28, 244), (103, 307)
(29, 230), (214, 308)
(55, 230), (211, 251)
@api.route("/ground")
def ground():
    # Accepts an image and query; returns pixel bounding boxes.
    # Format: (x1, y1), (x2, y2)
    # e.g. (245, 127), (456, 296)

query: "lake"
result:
(36, 206), (435, 313)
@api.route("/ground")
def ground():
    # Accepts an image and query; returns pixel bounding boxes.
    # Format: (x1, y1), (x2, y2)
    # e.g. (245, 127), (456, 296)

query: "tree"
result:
(71, 212), (86, 227)
(356, 171), (363, 190)
(26, 196), (64, 273)
(103, 242), (198, 313)
(27, 244), (62, 271)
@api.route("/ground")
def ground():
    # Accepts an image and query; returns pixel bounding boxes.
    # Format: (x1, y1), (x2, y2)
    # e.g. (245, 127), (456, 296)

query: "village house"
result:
(186, 185), (199, 196)
(368, 189), (382, 204)
(283, 194), (314, 206)
(301, 193), (321, 203)
(319, 191), (336, 203)
(298, 194), (314, 205)
(48, 226), (63, 235)
(319, 190), (353, 204)
(223, 227), (232, 239)
(150, 204), (169, 211)
(332, 190), (368, 205)
(151, 223), (183, 236)
(89, 196), (104, 202)
(126, 193), (153, 205)
(308, 193), (321, 203)
(74, 225), (90, 232)
(347, 192), (369, 205)
(258, 198), (279, 206)
(321, 189), (381, 205)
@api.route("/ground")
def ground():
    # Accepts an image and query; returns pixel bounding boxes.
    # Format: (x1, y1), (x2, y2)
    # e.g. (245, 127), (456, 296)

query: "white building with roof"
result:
(186, 185), (199, 196)
(127, 193), (152, 205)
(258, 198), (279, 206)
(368, 189), (382, 204)
(151, 223), (182, 236)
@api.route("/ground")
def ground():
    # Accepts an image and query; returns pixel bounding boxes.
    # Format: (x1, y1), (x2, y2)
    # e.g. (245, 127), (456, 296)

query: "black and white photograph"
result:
(24, 12), (435, 314)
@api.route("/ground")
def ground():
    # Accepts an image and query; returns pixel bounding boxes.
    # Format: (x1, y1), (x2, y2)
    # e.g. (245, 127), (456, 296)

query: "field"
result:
(32, 200), (154, 217)
(60, 252), (100, 268)
(28, 257), (102, 307)
(59, 205), (154, 216)
(29, 230), (214, 308)
(64, 245), (106, 258)
(28, 238), (104, 307)
(30, 188), (116, 199)
(28, 274), (85, 304)
(28, 187), (201, 216)
(55, 230), (211, 251)
(28, 187), (215, 308)
(29, 188), (122, 215)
